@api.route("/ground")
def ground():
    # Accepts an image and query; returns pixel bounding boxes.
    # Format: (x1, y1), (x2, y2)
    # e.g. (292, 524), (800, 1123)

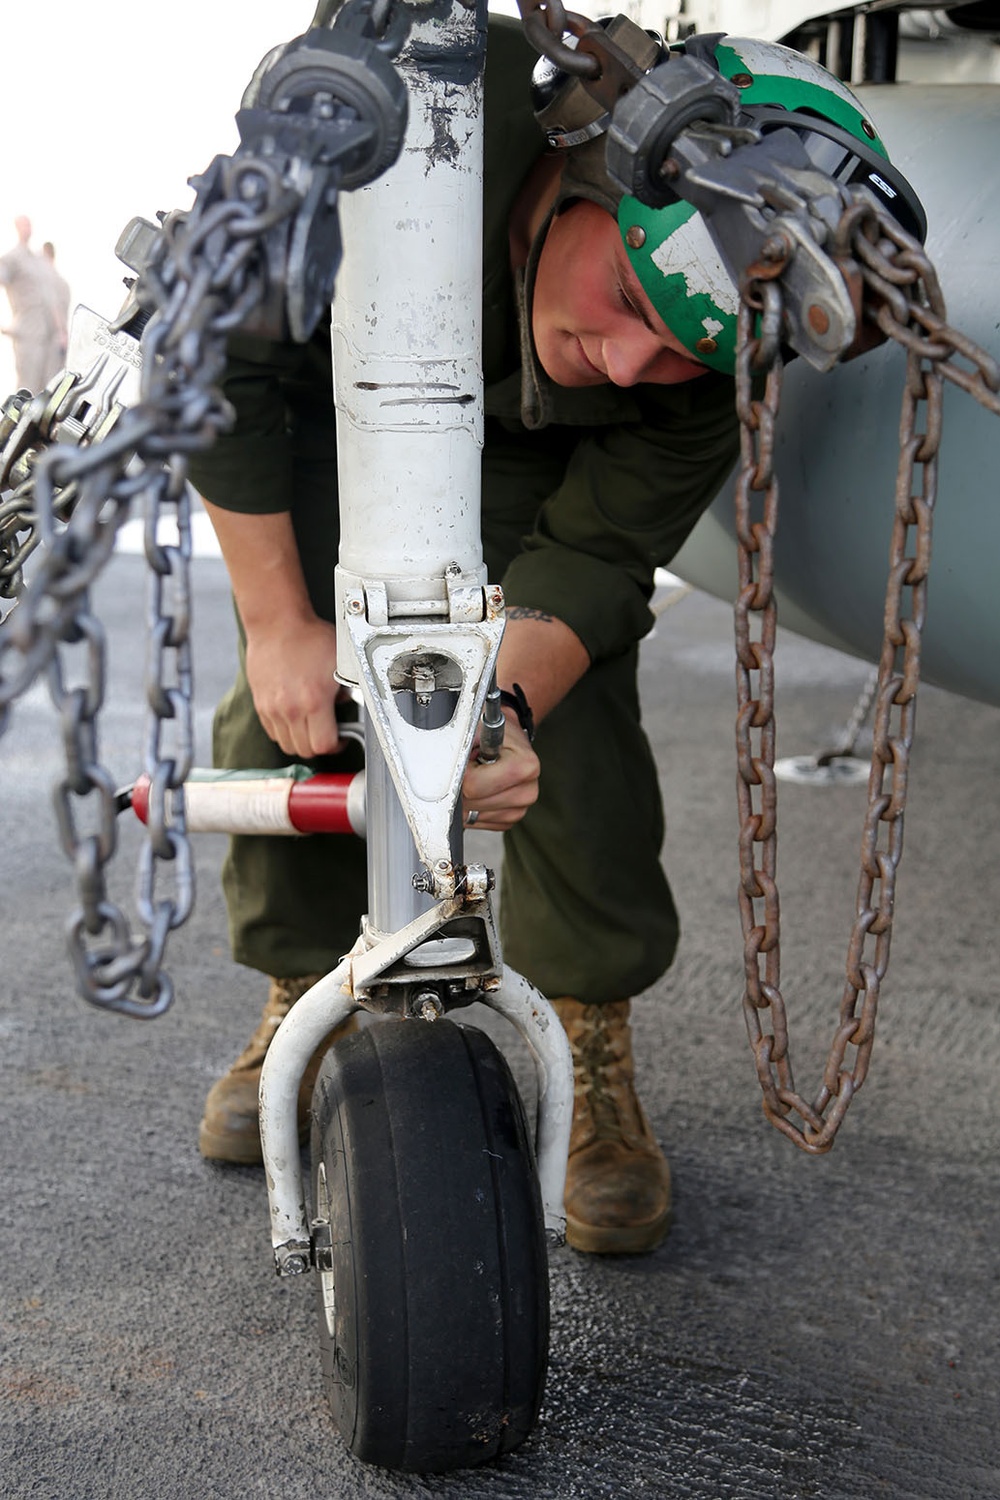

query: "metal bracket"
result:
(0, 305), (143, 498)
(228, 25), (408, 342)
(342, 602), (505, 895)
(605, 51), (741, 208)
(350, 894), (502, 1004)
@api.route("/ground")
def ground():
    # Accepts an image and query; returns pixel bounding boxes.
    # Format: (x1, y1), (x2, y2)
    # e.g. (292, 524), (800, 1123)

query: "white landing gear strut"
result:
(254, 1), (573, 1471)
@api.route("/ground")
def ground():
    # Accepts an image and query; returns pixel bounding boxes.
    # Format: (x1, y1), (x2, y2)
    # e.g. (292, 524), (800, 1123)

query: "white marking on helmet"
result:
(723, 36), (862, 111)
(650, 217), (737, 315)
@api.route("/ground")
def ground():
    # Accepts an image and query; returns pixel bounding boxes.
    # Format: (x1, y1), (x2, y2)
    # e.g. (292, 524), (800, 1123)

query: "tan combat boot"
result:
(551, 998), (672, 1255)
(198, 975), (357, 1165)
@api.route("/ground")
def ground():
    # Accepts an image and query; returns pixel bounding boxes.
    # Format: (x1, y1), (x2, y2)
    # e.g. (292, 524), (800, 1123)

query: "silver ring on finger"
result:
(466, 808), (480, 826)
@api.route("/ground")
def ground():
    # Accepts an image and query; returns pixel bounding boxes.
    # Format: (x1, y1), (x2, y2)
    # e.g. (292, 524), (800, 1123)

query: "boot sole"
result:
(565, 1205), (672, 1256)
(198, 1116), (313, 1166)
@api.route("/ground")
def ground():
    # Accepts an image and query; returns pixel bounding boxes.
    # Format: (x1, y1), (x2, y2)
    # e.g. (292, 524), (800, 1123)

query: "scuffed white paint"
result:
(649, 215), (738, 319)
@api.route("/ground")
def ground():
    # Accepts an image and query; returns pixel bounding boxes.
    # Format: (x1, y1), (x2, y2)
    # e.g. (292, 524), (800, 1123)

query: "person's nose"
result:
(602, 328), (660, 388)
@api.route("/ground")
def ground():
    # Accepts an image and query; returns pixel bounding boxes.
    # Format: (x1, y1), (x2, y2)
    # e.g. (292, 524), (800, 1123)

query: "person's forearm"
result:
(201, 500), (316, 634)
(497, 606), (590, 726)
(201, 497), (343, 759)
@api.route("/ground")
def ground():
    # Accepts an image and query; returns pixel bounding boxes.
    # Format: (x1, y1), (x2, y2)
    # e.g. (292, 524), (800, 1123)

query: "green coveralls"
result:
(186, 17), (740, 1005)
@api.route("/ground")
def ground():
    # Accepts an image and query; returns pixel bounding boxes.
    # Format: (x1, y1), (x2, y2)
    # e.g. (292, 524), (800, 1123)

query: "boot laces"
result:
(570, 1006), (645, 1145)
(232, 976), (320, 1073)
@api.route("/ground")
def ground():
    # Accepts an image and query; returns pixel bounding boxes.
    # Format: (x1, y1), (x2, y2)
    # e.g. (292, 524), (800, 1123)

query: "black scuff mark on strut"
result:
(355, 381), (462, 391)
(354, 380), (475, 407)
(406, 0), (488, 86)
(405, 70), (479, 171)
(408, 43), (486, 89)
(428, 101), (473, 168)
(403, 1), (486, 170)
(379, 394), (475, 407)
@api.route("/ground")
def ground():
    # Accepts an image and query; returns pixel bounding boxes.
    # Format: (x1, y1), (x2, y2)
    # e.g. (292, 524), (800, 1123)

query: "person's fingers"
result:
(262, 704), (341, 760)
(461, 730), (540, 831)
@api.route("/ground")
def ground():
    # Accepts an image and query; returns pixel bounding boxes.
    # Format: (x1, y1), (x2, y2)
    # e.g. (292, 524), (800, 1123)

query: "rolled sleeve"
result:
(502, 374), (739, 662)
(186, 327), (335, 515)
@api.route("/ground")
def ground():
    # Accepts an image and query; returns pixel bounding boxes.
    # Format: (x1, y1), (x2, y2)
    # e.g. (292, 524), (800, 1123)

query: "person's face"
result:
(532, 198), (707, 390)
(14, 216), (31, 245)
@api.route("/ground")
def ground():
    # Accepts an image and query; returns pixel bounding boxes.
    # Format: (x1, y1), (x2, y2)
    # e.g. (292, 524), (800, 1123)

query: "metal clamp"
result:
(606, 53), (741, 209)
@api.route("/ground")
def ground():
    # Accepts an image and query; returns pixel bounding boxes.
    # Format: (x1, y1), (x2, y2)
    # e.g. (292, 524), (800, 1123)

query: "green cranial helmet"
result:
(533, 23), (926, 376)
(616, 35), (927, 374)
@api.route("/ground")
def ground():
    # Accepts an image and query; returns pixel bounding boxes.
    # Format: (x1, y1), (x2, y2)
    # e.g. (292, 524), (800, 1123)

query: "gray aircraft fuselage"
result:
(673, 84), (1000, 708)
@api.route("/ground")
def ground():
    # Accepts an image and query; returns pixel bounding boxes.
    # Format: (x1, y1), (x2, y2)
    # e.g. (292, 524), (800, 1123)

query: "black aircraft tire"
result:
(310, 1017), (549, 1473)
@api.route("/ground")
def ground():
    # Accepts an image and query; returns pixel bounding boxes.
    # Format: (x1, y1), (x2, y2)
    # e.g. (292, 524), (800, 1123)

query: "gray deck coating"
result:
(2, 542), (997, 1499)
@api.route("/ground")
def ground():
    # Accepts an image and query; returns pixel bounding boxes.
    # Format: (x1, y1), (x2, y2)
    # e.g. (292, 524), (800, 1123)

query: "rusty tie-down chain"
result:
(517, 0), (598, 77)
(734, 201), (1000, 1153)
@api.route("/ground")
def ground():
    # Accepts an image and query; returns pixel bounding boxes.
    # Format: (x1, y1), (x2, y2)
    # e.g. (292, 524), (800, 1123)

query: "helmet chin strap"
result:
(515, 203), (560, 432)
(508, 152), (566, 272)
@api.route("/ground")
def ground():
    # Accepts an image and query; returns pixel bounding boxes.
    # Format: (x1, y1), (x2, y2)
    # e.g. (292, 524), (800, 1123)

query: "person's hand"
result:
(245, 614), (346, 759)
(460, 715), (540, 832)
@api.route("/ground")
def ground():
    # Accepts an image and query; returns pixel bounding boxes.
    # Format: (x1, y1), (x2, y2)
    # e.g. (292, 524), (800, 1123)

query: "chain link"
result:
(0, 376), (91, 607)
(516, 0), (601, 78)
(0, 1), (413, 1016)
(815, 667), (879, 765)
(0, 479), (42, 599)
(733, 197), (999, 1152)
(0, 153), (329, 1015)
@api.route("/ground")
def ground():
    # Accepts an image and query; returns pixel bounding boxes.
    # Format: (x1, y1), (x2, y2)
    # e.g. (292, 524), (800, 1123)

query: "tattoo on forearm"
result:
(506, 606), (556, 624)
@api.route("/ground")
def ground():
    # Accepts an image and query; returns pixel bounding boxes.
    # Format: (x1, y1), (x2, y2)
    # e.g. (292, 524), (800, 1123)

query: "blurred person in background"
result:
(41, 241), (71, 372)
(0, 215), (67, 392)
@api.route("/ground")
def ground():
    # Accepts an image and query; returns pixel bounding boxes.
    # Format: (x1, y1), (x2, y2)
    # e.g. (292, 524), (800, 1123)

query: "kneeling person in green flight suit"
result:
(187, 16), (925, 1254)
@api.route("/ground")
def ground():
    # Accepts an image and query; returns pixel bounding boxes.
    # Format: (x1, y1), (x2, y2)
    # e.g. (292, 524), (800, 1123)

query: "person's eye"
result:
(615, 277), (641, 319)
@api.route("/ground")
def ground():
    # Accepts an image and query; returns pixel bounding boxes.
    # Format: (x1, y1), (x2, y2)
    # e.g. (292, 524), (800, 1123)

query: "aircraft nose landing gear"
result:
(259, 946), (572, 1473)
(244, 0), (575, 1469)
